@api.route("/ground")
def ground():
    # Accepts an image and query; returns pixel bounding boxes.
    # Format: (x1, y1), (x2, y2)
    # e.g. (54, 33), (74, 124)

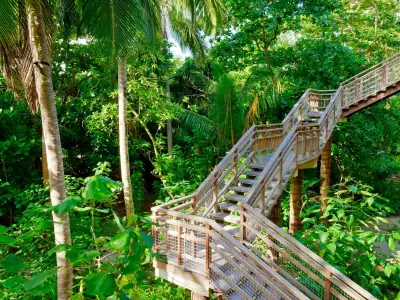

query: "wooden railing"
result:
(151, 54), (400, 299)
(152, 200), (376, 299)
(342, 53), (400, 108)
(156, 89), (333, 216)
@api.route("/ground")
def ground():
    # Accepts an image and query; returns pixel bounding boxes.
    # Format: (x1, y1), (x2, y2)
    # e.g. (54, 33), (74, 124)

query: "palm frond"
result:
(241, 65), (280, 126)
(79, 0), (159, 58)
(177, 109), (218, 139)
(168, 8), (207, 57)
(210, 73), (244, 146)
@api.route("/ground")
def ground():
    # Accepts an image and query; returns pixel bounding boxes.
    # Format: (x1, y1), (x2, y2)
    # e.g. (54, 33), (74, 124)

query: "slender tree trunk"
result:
(42, 129), (49, 186)
(27, 1), (72, 298)
(320, 137), (332, 213)
(118, 57), (134, 217)
(289, 170), (303, 235)
(161, 6), (173, 155)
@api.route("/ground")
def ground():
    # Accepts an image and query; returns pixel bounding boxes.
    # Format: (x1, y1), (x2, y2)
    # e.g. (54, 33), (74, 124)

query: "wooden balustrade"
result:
(150, 53), (400, 300)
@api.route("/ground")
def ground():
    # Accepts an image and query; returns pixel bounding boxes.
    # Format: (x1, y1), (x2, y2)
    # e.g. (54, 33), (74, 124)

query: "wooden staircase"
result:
(152, 54), (400, 299)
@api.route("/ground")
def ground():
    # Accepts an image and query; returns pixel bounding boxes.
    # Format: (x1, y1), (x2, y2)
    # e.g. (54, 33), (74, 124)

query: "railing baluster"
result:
(324, 271), (332, 300)
(177, 225), (182, 266)
(240, 204), (246, 244)
(205, 224), (210, 277)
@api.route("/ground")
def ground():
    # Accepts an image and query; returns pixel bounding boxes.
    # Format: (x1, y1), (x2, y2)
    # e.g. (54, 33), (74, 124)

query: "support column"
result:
(320, 137), (332, 213)
(289, 169), (303, 234)
(269, 197), (281, 226)
(191, 291), (209, 300)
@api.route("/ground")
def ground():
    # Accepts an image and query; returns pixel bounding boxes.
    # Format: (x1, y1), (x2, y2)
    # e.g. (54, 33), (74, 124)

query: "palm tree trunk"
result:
(118, 56), (134, 217)
(42, 128), (49, 186)
(27, 1), (72, 298)
(161, 6), (173, 155)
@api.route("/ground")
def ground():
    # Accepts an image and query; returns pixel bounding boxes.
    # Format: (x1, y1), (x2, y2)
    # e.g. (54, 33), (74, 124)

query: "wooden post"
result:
(205, 224), (210, 277)
(212, 177), (218, 213)
(270, 197), (281, 226)
(354, 79), (359, 102)
(324, 271), (332, 300)
(233, 150), (238, 184)
(177, 225), (182, 266)
(289, 169), (303, 234)
(191, 195), (197, 213)
(240, 204), (246, 243)
(320, 137), (332, 213)
(381, 65), (387, 87)
(259, 184), (265, 214)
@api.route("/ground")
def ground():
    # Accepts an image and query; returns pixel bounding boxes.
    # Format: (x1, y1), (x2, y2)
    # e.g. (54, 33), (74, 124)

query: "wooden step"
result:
(219, 202), (240, 212)
(307, 111), (323, 118)
(223, 225), (240, 236)
(230, 186), (251, 194)
(242, 170), (262, 177)
(255, 154), (273, 162)
(224, 194), (247, 202)
(212, 213), (240, 224)
(248, 163), (265, 170)
(238, 178), (256, 185)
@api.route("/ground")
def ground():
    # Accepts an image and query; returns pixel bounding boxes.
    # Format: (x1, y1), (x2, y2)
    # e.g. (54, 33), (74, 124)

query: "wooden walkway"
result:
(152, 54), (400, 299)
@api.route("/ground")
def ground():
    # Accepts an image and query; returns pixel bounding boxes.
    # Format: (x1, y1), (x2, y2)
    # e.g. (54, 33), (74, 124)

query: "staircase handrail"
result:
(341, 53), (400, 86)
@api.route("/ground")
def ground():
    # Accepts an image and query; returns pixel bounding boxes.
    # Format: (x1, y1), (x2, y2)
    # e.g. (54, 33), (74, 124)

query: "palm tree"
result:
(79, 0), (159, 218)
(160, 0), (225, 154)
(1, 0), (72, 298)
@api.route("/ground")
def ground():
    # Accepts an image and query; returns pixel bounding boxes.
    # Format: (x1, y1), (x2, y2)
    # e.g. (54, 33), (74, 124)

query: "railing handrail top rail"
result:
(341, 53), (400, 85)
(240, 202), (377, 300)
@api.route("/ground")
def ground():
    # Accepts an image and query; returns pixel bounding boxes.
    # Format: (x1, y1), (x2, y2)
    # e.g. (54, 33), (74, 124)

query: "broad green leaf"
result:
(348, 185), (357, 193)
(388, 236), (396, 252)
(0, 254), (26, 273)
(0, 235), (17, 244)
(337, 209), (345, 219)
(128, 214), (138, 226)
(393, 232), (400, 240)
(83, 176), (113, 201)
(346, 215), (354, 226)
(74, 206), (93, 212)
(0, 225), (9, 234)
(140, 231), (153, 248)
(112, 209), (125, 232)
(2, 275), (26, 290)
(366, 197), (374, 206)
(84, 272), (116, 296)
(35, 220), (52, 231)
(66, 248), (99, 265)
(319, 232), (328, 243)
(48, 244), (72, 256)
(326, 243), (336, 254)
(121, 255), (141, 274)
(109, 231), (130, 251)
(31, 281), (53, 295)
(23, 268), (57, 290)
(384, 265), (392, 278)
(53, 195), (81, 215)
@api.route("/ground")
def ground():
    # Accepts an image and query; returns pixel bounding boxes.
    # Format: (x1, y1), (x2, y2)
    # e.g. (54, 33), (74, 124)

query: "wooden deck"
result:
(152, 54), (400, 299)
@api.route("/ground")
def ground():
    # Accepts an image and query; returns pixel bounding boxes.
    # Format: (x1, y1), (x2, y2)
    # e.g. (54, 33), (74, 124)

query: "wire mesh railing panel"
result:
(210, 234), (284, 300)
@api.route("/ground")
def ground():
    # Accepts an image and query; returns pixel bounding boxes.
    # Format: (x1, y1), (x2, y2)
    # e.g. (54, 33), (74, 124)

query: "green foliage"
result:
(0, 170), (187, 298)
(295, 179), (400, 298)
(334, 97), (400, 212)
